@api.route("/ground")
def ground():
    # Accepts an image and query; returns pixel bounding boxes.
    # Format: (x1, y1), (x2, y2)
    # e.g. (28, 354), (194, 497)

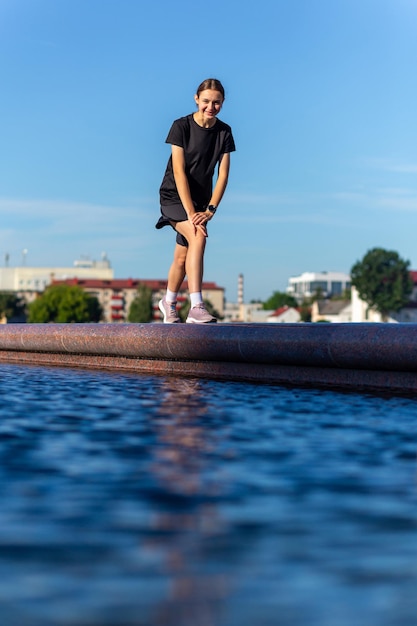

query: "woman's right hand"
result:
(189, 213), (208, 237)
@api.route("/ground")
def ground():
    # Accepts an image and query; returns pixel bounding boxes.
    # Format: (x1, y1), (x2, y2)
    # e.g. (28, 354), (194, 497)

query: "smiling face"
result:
(194, 89), (224, 126)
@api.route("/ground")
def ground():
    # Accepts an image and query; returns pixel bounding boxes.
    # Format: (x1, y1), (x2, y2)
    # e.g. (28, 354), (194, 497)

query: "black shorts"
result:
(155, 204), (206, 247)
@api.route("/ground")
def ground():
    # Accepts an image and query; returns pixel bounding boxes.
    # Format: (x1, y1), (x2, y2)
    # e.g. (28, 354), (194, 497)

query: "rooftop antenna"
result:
(5, 253), (9, 267)
(22, 249), (28, 266)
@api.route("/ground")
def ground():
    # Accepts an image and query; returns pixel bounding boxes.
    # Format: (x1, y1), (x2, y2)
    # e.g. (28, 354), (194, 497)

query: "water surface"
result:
(0, 363), (416, 625)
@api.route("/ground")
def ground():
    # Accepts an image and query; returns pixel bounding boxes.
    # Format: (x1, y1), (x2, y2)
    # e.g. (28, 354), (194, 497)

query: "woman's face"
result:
(194, 89), (224, 123)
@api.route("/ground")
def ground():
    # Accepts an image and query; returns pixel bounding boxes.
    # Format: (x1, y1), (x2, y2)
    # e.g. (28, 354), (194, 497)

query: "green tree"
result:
(350, 247), (413, 320)
(262, 291), (298, 310)
(28, 285), (102, 323)
(299, 298), (312, 322)
(0, 292), (26, 321)
(128, 284), (153, 322)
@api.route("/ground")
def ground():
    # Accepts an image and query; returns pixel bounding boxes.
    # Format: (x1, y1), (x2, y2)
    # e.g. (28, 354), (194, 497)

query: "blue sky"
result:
(0, 0), (416, 302)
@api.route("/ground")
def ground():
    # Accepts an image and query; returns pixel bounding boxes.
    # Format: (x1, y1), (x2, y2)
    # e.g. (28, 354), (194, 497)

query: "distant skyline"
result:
(1, 0), (416, 301)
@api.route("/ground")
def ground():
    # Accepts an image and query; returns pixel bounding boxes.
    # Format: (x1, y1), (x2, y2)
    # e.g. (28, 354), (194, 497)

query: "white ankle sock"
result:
(166, 289), (177, 303)
(190, 292), (203, 307)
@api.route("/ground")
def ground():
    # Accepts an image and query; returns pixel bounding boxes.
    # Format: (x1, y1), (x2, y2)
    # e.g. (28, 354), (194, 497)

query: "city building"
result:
(222, 274), (274, 322)
(287, 271), (351, 302)
(0, 255), (113, 305)
(311, 299), (352, 323)
(266, 306), (301, 323)
(223, 301), (273, 323)
(51, 278), (225, 323)
(351, 285), (417, 323)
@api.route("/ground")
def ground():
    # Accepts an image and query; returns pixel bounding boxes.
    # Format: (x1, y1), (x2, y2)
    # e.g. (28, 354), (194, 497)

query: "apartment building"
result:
(51, 278), (225, 322)
(287, 271), (351, 302)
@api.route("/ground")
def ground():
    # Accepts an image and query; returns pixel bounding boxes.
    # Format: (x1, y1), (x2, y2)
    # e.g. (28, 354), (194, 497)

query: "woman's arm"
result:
(171, 145), (195, 217)
(210, 152), (231, 207)
(192, 153), (232, 228)
(171, 144), (208, 236)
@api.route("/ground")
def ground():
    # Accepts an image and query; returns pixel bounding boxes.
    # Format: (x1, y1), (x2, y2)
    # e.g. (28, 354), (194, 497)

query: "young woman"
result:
(156, 78), (236, 323)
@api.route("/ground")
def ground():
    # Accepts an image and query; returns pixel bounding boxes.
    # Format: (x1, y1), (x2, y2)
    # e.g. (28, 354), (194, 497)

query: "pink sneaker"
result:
(186, 303), (217, 324)
(159, 298), (181, 323)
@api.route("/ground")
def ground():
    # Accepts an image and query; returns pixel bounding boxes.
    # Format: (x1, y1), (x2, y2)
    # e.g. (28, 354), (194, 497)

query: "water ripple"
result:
(0, 364), (416, 625)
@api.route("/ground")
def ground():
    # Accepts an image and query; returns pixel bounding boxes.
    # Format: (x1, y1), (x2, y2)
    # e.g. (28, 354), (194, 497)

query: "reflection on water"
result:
(0, 363), (417, 625)
(147, 378), (229, 626)
(153, 378), (212, 494)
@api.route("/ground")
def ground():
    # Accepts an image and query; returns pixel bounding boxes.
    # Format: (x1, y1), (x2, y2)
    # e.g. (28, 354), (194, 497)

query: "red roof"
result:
(270, 306), (290, 317)
(52, 278), (223, 291)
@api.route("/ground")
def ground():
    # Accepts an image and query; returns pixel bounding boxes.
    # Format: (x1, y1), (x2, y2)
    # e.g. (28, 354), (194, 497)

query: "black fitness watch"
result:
(208, 205), (217, 214)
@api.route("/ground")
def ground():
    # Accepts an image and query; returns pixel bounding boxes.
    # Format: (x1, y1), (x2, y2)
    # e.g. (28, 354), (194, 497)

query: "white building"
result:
(0, 255), (114, 302)
(351, 286), (417, 323)
(266, 306), (301, 323)
(287, 271), (351, 302)
(223, 301), (273, 323)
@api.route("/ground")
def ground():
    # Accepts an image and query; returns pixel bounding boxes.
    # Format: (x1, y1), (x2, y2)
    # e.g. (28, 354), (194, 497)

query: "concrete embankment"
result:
(1, 323), (417, 393)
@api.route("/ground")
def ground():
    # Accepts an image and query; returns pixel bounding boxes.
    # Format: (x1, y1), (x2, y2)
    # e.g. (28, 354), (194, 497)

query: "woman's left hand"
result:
(191, 211), (211, 226)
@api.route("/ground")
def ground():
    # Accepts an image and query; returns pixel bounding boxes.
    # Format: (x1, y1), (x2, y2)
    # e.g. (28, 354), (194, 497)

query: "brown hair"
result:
(196, 78), (225, 100)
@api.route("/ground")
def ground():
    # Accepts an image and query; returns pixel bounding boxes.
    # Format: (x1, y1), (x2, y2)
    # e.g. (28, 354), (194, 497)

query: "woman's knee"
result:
(186, 230), (207, 250)
(175, 220), (205, 242)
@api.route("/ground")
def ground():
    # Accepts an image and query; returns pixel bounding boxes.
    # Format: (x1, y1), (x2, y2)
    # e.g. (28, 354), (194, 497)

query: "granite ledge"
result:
(0, 322), (417, 393)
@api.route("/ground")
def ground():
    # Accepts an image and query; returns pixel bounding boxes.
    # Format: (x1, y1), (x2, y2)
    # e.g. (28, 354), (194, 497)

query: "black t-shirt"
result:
(159, 114), (236, 209)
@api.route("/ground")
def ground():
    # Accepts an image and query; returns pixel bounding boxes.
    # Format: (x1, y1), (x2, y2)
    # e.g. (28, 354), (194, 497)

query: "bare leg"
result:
(167, 243), (187, 293)
(173, 222), (206, 293)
